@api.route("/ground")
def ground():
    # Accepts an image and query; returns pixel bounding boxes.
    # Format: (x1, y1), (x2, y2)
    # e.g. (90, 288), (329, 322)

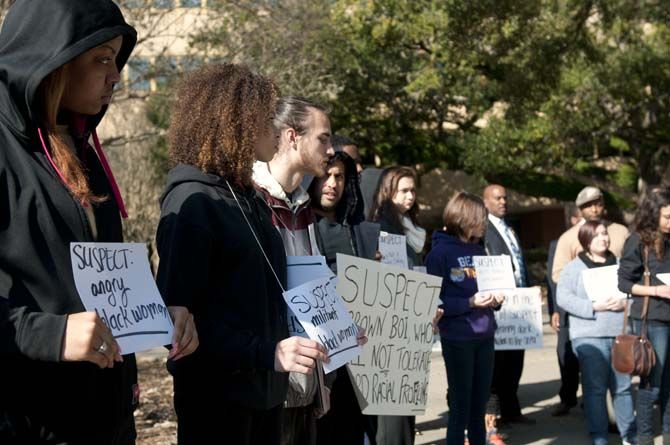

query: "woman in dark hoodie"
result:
(156, 64), (329, 445)
(426, 192), (503, 445)
(0, 1), (197, 443)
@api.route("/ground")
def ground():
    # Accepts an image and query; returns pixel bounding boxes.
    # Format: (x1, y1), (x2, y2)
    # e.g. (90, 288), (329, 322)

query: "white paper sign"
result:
(494, 287), (543, 350)
(657, 273), (670, 285)
(581, 265), (627, 302)
(337, 254), (443, 416)
(282, 275), (361, 374)
(379, 232), (409, 269)
(473, 255), (516, 291)
(286, 256), (333, 337)
(70, 243), (173, 354)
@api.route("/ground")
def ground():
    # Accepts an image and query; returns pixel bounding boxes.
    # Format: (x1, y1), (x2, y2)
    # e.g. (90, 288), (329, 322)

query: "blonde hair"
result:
(36, 64), (103, 204)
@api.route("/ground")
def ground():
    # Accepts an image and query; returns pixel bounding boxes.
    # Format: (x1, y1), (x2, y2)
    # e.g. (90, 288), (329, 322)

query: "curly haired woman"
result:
(156, 64), (329, 445)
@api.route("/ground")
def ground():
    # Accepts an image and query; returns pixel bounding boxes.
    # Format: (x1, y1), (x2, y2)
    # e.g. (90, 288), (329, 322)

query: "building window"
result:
(180, 0), (201, 6)
(180, 56), (203, 72)
(154, 56), (180, 88)
(120, 0), (146, 7)
(153, 0), (173, 8)
(126, 57), (151, 92)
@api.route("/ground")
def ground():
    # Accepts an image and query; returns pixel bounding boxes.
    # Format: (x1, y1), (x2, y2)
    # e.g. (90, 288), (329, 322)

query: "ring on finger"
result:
(96, 341), (108, 354)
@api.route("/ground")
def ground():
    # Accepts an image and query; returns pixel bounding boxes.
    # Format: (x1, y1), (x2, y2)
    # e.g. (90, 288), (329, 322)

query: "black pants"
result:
(490, 350), (525, 418)
(0, 411), (136, 445)
(281, 406), (317, 445)
(556, 325), (579, 406)
(316, 369), (365, 445)
(174, 393), (282, 445)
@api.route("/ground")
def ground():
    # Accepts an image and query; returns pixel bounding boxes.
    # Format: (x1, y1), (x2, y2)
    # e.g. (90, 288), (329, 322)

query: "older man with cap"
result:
(551, 186), (629, 285)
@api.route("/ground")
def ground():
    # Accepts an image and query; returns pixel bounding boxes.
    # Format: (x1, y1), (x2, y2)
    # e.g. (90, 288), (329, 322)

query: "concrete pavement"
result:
(137, 324), (663, 444)
(415, 324), (662, 445)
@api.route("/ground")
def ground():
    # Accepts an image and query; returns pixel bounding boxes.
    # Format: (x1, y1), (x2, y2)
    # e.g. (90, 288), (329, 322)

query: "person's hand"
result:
(356, 327), (368, 346)
(550, 312), (561, 332)
(605, 297), (626, 312)
(274, 337), (329, 374)
(469, 292), (497, 308)
(168, 306), (199, 360)
(313, 387), (331, 419)
(61, 312), (122, 368)
(374, 251), (382, 262)
(654, 285), (670, 298)
(431, 308), (444, 334)
(491, 293), (505, 308)
(592, 300), (608, 312)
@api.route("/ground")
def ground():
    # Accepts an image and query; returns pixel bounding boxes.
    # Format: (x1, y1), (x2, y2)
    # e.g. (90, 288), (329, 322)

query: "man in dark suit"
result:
(546, 204), (581, 416)
(483, 184), (535, 428)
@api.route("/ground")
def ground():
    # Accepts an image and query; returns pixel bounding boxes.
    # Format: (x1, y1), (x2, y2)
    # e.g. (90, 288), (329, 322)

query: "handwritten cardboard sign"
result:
(581, 265), (627, 302)
(473, 255), (516, 291)
(70, 243), (173, 354)
(286, 256), (333, 337)
(283, 275), (361, 374)
(494, 287), (543, 350)
(379, 232), (409, 269)
(336, 254), (442, 416)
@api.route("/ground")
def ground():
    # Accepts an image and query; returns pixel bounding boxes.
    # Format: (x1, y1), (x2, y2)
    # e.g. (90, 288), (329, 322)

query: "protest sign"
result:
(70, 243), (173, 354)
(337, 254), (443, 415)
(657, 273), (670, 285)
(494, 287), (543, 350)
(473, 255), (516, 291)
(283, 275), (361, 373)
(379, 232), (408, 269)
(286, 256), (333, 337)
(581, 265), (627, 302)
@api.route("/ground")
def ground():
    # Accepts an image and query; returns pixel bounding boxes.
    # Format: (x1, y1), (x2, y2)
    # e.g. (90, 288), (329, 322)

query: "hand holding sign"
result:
(70, 242), (174, 355)
(274, 336), (329, 374)
(282, 276), (362, 374)
(167, 306), (199, 361)
(469, 291), (505, 308)
(61, 311), (122, 368)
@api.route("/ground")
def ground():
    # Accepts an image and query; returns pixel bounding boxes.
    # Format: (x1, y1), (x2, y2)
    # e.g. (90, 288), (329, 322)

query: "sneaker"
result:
(488, 433), (507, 445)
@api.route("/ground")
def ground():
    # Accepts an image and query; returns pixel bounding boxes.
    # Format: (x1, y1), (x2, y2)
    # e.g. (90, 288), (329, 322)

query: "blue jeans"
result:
(632, 320), (670, 437)
(441, 336), (494, 445)
(572, 337), (636, 445)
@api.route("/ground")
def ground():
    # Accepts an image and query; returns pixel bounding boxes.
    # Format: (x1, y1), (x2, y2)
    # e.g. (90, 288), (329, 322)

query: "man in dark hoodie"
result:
(0, 1), (198, 443)
(309, 151), (379, 274)
(310, 151), (379, 445)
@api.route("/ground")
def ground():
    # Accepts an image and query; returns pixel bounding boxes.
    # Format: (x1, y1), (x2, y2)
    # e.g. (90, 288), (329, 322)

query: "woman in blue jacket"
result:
(426, 192), (503, 445)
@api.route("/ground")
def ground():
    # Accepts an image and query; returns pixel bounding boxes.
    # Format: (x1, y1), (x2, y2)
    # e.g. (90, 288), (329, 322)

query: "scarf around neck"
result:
(401, 215), (426, 254)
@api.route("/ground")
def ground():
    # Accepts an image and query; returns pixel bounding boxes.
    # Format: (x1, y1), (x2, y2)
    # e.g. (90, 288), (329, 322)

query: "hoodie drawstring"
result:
(37, 127), (128, 219)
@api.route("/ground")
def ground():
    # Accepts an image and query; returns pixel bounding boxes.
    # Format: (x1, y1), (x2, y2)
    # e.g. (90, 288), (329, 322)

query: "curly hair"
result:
(168, 64), (279, 186)
(635, 188), (670, 259)
(370, 166), (420, 232)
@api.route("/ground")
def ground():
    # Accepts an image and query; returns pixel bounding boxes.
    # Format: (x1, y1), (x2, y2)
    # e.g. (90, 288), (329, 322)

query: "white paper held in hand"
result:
(70, 242), (174, 354)
(581, 264), (627, 302)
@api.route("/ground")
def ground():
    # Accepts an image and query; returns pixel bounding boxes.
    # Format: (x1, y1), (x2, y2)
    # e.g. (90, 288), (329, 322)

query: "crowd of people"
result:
(2, 2), (670, 445)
